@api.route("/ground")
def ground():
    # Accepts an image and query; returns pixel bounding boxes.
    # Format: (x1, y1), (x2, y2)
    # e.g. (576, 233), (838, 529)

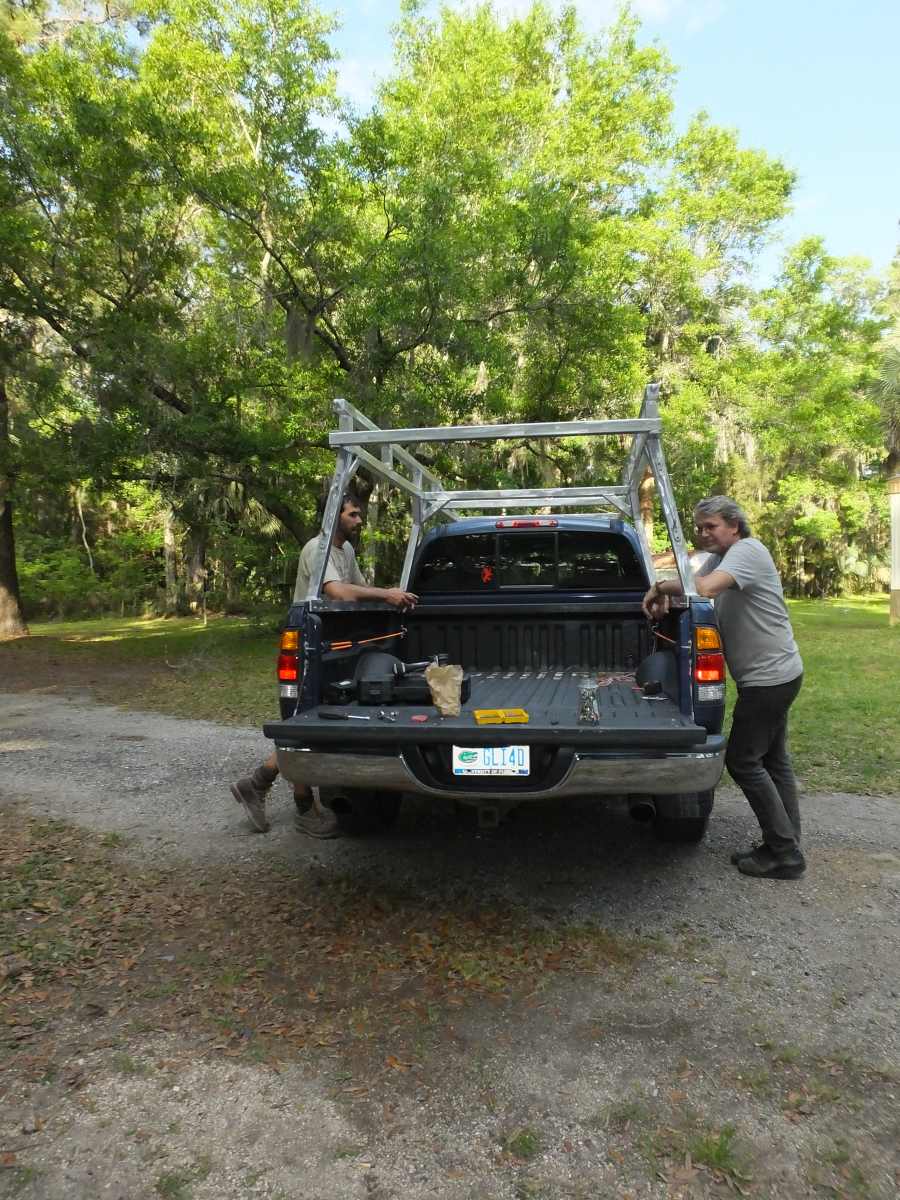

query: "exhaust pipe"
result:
(629, 797), (656, 823)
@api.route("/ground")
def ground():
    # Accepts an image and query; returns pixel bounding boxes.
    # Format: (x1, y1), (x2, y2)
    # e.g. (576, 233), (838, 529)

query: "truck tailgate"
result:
(265, 670), (708, 749)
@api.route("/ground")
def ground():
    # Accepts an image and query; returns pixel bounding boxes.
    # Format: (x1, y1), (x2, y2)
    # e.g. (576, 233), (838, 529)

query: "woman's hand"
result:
(642, 582), (669, 620)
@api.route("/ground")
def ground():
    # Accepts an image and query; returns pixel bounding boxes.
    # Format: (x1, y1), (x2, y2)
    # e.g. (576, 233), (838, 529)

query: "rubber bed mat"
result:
(265, 670), (710, 749)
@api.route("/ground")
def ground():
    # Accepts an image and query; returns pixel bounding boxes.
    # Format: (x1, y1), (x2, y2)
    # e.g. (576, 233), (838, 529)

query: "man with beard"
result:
(230, 491), (417, 837)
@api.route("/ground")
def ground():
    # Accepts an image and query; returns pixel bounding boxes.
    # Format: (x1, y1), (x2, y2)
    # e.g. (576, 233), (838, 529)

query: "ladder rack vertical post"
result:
(645, 436), (695, 596)
(302, 400), (361, 601)
(400, 467), (424, 591)
(627, 434), (655, 585)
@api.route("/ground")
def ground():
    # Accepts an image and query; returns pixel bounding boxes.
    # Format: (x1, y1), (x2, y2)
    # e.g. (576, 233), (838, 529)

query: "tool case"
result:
(324, 651), (471, 707)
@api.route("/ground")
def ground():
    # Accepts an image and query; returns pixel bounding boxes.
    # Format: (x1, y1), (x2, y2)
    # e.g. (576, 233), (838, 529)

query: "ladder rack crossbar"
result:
(423, 484), (628, 504)
(330, 416), (659, 448)
(350, 445), (427, 500)
(443, 495), (632, 514)
(332, 399), (444, 490)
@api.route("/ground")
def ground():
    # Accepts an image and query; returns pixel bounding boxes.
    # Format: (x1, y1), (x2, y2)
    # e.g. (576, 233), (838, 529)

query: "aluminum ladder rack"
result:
(303, 383), (695, 601)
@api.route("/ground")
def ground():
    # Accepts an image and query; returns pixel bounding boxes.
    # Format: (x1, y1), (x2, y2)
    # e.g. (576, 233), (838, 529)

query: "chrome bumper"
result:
(275, 742), (726, 802)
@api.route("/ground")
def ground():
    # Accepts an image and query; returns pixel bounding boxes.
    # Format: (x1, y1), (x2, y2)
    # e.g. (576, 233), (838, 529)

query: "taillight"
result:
(277, 630), (302, 685)
(694, 651), (725, 683)
(277, 653), (299, 682)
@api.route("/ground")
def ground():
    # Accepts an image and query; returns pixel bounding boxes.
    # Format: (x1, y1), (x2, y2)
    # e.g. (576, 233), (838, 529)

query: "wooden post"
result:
(890, 474), (900, 626)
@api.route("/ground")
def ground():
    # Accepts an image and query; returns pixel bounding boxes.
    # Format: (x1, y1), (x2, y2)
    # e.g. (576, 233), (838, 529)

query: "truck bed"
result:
(265, 669), (707, 750)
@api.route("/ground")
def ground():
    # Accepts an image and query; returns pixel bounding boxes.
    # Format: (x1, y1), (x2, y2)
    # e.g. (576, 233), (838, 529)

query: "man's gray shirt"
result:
(293, 537), (364, 602)
(698, 538), (802, 688)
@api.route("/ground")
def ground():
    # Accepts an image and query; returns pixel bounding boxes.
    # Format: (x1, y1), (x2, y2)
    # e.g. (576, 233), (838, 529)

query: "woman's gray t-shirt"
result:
(697, 538), (802, 688)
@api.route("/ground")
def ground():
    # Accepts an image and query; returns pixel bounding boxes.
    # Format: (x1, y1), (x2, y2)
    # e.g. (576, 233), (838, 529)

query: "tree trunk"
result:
(250, 487), (308, 546)
(0, 373), (28, 638)
(638, 467), (655, 548)
(185, 524), (208, 613)
(163, 507), (182, 615)
(363, 482), (382, 585)
(74, 486), (95, 574)
(223, 554), (241, 611)
(889, 473), (900, 626)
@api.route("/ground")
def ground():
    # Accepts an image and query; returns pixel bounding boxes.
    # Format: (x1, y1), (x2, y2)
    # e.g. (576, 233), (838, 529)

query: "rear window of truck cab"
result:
(414, 530), (645, 593)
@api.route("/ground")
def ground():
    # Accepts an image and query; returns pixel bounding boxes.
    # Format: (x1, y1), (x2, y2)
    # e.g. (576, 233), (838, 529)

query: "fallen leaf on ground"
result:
(667, 1161), (699, 1185)
(385, 1055), (412, 1071)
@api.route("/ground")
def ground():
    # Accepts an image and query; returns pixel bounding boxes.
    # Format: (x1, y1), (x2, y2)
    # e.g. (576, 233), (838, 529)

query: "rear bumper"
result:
(274, 738), (726, 802)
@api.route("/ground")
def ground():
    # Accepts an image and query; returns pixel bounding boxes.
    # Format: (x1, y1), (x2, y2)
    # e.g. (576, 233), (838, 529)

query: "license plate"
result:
(452, 745), (530, 776)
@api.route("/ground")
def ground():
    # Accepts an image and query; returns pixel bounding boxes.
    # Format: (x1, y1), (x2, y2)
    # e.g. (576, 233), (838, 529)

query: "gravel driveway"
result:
(1, 691), (898, 1199)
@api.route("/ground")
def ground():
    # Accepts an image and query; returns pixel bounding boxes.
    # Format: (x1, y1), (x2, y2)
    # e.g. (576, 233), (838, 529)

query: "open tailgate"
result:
(265, 674), (710, 750)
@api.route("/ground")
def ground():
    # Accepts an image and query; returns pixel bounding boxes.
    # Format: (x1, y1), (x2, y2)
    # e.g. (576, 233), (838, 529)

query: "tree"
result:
(1, 1), (891, 615)
(743, 240), (888, 594)
(0, 0), (336, 609)
(0, 363), (27, 635)
(872, 344), (900, 475)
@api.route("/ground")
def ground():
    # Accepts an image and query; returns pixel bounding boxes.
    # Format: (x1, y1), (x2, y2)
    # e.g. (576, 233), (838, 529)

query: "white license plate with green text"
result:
(451, 745), (530, 776)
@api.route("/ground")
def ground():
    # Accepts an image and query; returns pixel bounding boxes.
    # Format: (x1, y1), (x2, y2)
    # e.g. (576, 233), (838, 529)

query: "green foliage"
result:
(17, 528), (161, 617)
(0, 1), (894, 612)
(687, 1123), (740, 1173)
(502, 1126), (542, 1160)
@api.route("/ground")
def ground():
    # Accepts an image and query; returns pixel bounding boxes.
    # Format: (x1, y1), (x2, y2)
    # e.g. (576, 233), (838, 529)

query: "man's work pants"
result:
(725, 674), (803, 855)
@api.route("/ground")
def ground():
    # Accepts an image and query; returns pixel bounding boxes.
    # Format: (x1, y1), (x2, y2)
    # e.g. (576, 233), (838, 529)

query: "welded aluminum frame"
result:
(301, 384), (696, 601)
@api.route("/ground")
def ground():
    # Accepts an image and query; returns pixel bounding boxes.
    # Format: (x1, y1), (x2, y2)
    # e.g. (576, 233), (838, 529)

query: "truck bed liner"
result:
(265, 670), (707, 749)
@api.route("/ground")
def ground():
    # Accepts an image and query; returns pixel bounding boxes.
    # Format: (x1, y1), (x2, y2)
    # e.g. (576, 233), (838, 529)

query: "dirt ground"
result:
(1, 688), (899, 1200)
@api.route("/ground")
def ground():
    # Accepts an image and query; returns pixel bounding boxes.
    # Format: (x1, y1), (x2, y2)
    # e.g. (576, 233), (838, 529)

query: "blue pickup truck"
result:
(263, 390), (727, 841)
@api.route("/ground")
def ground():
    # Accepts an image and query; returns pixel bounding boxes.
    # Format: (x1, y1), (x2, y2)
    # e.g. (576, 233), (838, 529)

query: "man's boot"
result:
(230, 764), (277, 832)
(737, 845), (806, 880)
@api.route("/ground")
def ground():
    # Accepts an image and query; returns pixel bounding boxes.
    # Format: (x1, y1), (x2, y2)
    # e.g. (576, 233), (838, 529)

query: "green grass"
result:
(723, 596), (899, 794)
(502, 1127), (542, 1160)
(4, 1166), (42, 1195)
(812, 1140), (872, 1199)
(4, 596), (898, 793)
(649, 1121), (751, 1186)
(2, 614), (278, 726)
(785, 597), (899, 793)
(686, 1123), (740, 1172)
(112, 1052), (148, 1075)
(601, 1096), (653, 1130)
(154, 1158), (212, 1200)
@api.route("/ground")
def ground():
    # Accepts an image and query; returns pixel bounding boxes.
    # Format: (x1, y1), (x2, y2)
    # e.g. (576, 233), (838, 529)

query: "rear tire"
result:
(653, 814), (709, 843)
(331, 790), (402, 836)
(652, 788), (714, 843)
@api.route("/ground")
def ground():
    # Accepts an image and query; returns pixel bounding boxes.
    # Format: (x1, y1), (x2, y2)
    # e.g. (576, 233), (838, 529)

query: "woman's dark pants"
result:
(725, 674), (803, 855)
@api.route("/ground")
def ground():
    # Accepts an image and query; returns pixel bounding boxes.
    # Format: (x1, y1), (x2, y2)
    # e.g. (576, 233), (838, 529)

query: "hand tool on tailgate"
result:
(317, 708), (371, 721)
(473, 708), (529, 725)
